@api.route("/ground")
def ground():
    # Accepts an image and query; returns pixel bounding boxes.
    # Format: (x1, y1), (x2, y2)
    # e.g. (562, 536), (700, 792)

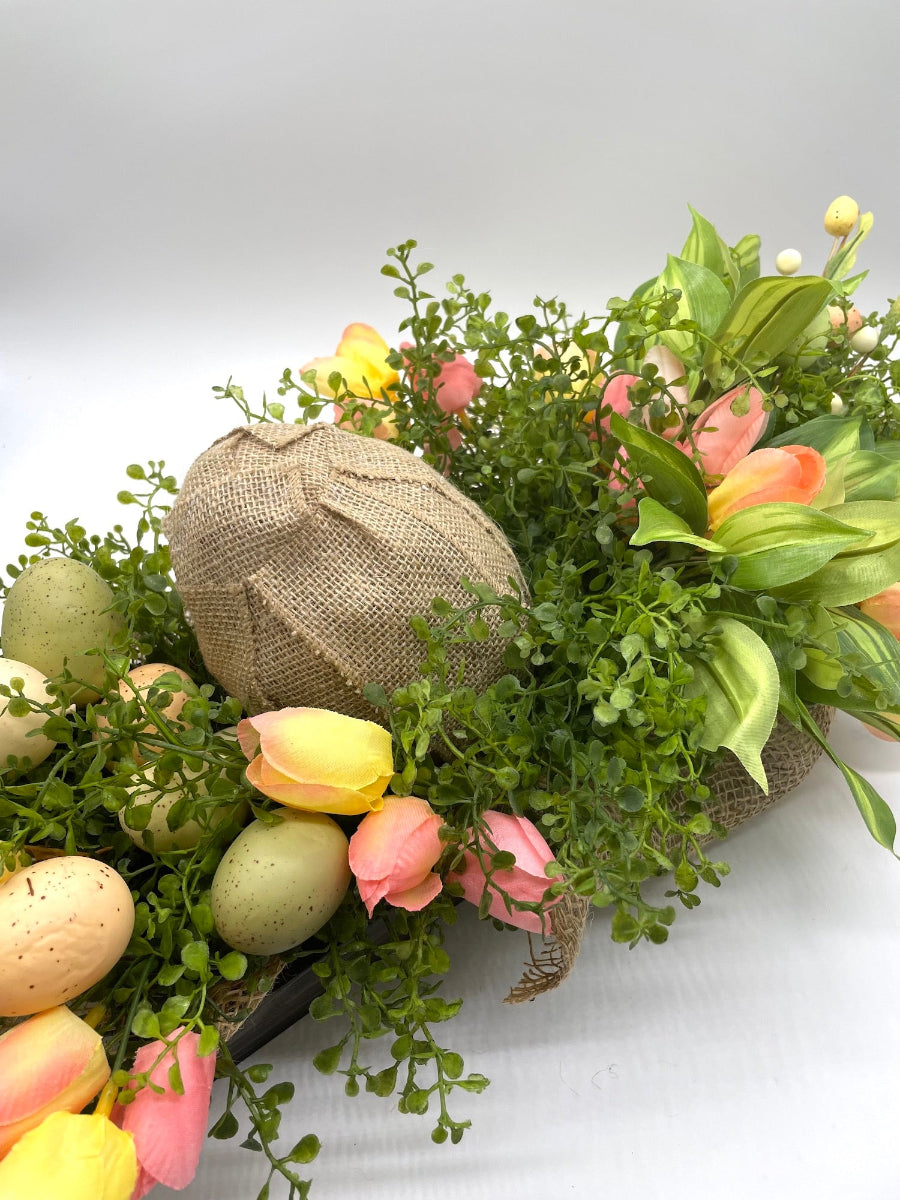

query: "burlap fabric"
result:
(164, 423), (527, 721)
(505, 705), (835, 1002)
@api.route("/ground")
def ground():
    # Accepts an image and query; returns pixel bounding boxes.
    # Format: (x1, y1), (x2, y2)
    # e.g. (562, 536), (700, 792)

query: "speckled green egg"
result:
(119, 769), (249, 854)
(1, 558), (125, 704)
(210, 811), (350, 955)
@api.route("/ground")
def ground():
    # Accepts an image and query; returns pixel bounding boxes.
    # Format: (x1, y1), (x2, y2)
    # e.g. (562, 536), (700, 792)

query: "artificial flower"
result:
(600, 346), (689, 437)
(707, 444), (827, 530)
(238, 707), (394, 815)
(688, 384), (769, 479)
(401, 344), (481, 415)
(447, 810), (563, 934)
(301, 322), (399, 438)
(860, 584), (900, 640)
(348, 795), (444, 916)
(0, 1109), (137, 1200)
(0, 1006), (110, 1160)
(112, 1028), (216, 1199)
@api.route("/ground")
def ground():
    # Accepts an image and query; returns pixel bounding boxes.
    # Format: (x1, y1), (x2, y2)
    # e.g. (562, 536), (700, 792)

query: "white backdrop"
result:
(2, 2), (900, 1197)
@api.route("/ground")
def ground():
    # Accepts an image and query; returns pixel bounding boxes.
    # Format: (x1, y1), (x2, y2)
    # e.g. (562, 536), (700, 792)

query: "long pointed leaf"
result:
(609, 412), (709, 535)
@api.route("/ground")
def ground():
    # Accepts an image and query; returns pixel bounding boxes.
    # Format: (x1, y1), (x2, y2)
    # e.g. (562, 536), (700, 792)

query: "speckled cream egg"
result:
(0, 658), (58, 771)
(210, 811), (351, 955)
(1, 558), (125, 704)
(0, 856), (135, 1017)
(96, 662), (193, 765)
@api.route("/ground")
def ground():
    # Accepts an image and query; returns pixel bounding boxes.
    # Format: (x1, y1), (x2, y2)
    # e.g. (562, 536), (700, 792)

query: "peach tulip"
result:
(600, 346), (689, 438)
(401, 344), (481, 415)
(0, 1006), (110, 1160)
(447, 810), (563, 934)
(859, 584), (900, 641)
(0, 1109), (137, 1200)
(112, 1029), (216, 1199)
(301, 323), (399, 439)
(238, 707), (394, 816)
(707, 445), (827, 531)
(689, 384), (769, 479)
(348, 795), (444, 916)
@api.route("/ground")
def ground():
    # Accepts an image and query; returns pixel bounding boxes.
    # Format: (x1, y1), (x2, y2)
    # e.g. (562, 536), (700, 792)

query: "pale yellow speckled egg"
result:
(210, 811), (350, 955)
(0, 658), (58, 771)
(0, 856), (135, 1016)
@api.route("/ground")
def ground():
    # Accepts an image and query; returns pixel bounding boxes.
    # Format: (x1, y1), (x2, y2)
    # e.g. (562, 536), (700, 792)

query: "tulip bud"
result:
(775, 248), (802, 275)
(824, 195), (859, 237)
(849, 326), (879, 355)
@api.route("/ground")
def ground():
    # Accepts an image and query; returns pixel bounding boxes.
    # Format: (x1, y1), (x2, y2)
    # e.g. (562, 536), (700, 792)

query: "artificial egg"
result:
(210, 811), (351, 955)
(0, 856), (135, 1017)
(96, 662), (193, 764)
(118, 767), (248, 853)
(1, 558), (125, 705)
(0, 658), (58, 771)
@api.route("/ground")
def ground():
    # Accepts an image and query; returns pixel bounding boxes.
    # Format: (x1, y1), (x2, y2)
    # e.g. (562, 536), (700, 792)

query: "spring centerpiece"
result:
(2, 194), (900, 1198)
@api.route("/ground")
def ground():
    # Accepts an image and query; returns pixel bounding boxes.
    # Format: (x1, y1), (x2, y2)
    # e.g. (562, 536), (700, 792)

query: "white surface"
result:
(2, 2), (900, 1197)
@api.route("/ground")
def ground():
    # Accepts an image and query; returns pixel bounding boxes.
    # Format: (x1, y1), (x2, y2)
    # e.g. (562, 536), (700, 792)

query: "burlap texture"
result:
(164, 423), (527, 720)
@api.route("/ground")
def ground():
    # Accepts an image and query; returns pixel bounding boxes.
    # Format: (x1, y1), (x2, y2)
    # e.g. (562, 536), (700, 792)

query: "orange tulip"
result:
(348, 795), (444, 916)
(707, 445), (827, 531)
(0, 1007), (110, 1160)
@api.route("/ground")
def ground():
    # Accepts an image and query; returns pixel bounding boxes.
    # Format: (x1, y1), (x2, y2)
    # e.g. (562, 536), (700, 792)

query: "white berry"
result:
(775, 249), (802, 275)
(849, 326), (879, 354)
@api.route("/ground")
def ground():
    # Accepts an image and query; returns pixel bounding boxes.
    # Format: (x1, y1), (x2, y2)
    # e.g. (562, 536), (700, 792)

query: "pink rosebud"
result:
(859, 584), (900, 641)
(349, 795), (444, 916)
(112, 1029), (216, 1199)
(707, 445), (827, 531)
(238, 707), (394, 816)
(447, 810), (562, 934)
(689, 384), (769, 479)
(0, 1007), (110, 1161)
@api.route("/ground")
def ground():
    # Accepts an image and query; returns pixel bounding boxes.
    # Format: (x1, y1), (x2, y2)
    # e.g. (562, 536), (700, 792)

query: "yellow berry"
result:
(824, 195), (859, 237)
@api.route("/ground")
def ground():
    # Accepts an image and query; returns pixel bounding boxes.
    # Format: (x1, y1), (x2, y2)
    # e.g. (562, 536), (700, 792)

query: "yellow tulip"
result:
(237, 706), (394, 815)
(301, 323), (399, 438)
(0, 1110), (137, 1200)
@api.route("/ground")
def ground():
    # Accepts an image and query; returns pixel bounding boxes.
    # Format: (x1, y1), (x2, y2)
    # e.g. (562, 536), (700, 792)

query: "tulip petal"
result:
(692, 385), (769, 478)
(644, 345), (689, 409)
(0, 1008), (111, 1159)
(118, 1031), (215, 1192)
(708, 445), (826, 529)
(384, 872), (443, 912)
(335, 323), (392, 377)
(245, 755), (387, 815)
(0, 1112), (137, 1200)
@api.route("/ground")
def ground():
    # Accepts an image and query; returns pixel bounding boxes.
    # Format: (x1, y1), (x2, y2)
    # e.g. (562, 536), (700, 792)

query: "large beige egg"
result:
(97, 662), (192, 765)
(0, 856), (135, 1017)
(119, 768), (248, 853)
(210, 811), (350, 955)
(0, 658), (58, 770)
(1, 558), (126, 704)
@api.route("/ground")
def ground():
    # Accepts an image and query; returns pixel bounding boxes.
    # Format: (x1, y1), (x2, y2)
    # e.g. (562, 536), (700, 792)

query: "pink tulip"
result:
(348, 795), (444, 916)
(238, 707), (394, 816)
(688, 384), (769, 479)
(0, 1007), (110, 1160)
(112, 1028), (216, 1199)
(432, 354), (481, 414)
(707, 444), (827, 531)
(859, 584), (900, 640)
(447, 810), (562, 934)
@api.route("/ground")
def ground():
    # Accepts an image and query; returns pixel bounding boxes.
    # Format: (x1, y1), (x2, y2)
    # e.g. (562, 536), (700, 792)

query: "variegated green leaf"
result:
(631, 497), (727, 552)
(609, 412), (709, 534)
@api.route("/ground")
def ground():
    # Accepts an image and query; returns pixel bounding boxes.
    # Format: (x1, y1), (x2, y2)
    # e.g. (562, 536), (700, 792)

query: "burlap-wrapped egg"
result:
(163, 423), (527, 719)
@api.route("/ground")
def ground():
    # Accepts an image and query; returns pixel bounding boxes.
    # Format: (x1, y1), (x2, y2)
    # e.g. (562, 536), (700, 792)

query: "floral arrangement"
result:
(1, 194), (900, 1199)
